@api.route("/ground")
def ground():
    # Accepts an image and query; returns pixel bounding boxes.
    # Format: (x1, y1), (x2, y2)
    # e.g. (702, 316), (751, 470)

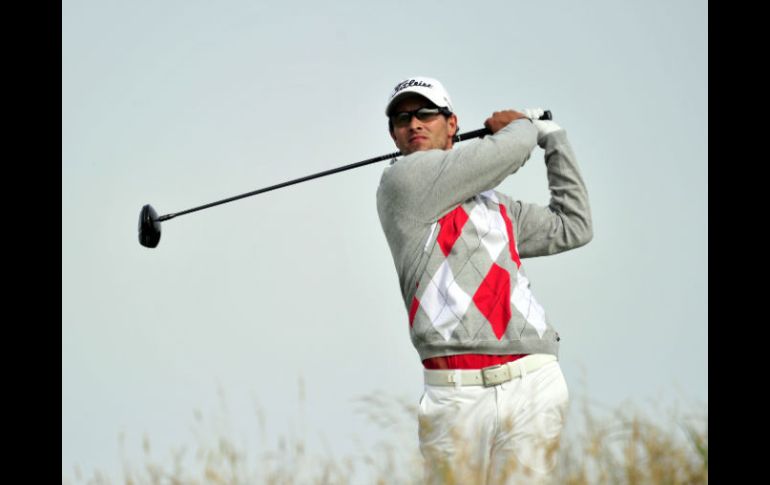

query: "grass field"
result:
(64, 391), (707, 484)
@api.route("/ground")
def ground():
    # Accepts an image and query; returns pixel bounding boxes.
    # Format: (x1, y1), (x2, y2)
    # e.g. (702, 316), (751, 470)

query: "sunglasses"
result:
(391, 107), (452, 128)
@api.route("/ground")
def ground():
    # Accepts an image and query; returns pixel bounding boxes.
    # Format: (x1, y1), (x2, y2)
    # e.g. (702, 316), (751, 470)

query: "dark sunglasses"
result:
(391, 107), (452, 128)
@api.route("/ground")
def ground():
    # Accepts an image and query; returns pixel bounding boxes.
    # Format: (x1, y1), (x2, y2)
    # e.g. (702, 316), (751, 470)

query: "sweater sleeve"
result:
(507, 130), (593, 258)
(377, 119), (538, 223)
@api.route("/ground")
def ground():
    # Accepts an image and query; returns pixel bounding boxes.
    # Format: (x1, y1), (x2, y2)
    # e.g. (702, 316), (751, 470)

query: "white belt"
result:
(423, 354), (557, 387)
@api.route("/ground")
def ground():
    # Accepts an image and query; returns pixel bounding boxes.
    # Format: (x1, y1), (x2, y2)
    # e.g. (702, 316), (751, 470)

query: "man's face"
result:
(389, 96), (458, 155)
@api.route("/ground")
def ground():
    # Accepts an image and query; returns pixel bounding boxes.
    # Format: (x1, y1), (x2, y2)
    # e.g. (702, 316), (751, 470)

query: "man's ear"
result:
(448, 114), (458, 138)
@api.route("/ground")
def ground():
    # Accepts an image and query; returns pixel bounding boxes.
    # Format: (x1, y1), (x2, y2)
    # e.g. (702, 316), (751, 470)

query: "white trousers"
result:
(418, 360), (569, 485)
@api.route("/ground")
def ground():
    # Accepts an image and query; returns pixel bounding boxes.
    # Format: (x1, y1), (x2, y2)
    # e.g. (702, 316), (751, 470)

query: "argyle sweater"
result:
(376, 119), (592, 361)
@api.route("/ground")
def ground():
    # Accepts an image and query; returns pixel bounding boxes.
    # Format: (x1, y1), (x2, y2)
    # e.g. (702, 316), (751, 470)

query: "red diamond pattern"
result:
(413, 196), (532, 342)
(498, 204), (521, 268)
(472, 263), (511, 340)
(436, 206), (469, 257)
(408, 296), (420, 327)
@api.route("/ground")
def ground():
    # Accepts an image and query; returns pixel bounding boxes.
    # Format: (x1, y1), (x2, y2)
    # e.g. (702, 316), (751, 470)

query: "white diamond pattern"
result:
(419, 260), (472, 341)
(511, 271), (547, 338)
(469, 196), (508, 262)
(416, 193), (549, 341)
(480, 190), (499, 203)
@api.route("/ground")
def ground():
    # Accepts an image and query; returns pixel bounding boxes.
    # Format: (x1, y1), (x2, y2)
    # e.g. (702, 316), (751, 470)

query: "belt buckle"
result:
(481, 364), (511, 387)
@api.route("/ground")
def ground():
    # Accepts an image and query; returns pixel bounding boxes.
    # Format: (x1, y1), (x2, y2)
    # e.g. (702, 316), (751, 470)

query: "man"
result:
(376, 77), (592, 484)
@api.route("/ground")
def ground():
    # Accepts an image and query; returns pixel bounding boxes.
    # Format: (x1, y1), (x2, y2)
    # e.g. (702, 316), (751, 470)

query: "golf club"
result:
(138, 110), (552, 248)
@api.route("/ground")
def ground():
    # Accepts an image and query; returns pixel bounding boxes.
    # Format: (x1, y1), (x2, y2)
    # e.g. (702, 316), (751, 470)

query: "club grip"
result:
(453, 110), (552, 143)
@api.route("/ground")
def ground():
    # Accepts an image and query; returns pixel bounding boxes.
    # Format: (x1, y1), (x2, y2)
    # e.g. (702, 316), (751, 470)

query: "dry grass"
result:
(63, 391), (707, 485)
(556, 398), (707, 485)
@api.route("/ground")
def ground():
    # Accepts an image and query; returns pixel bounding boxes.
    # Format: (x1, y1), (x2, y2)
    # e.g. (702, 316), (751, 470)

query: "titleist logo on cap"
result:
(393, 79), (433, 95)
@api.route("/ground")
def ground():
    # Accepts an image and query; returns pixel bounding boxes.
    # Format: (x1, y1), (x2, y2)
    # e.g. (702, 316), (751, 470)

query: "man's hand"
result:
(522, 107), (564, 146)
(484, 110), (529, 134)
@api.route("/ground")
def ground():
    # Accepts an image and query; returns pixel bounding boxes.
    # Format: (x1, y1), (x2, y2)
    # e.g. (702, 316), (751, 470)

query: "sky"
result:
(62, 0), (707, 480)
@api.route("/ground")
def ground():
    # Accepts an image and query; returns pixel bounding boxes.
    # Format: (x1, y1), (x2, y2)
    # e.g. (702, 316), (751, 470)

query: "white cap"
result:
(385, 76), (454, 116)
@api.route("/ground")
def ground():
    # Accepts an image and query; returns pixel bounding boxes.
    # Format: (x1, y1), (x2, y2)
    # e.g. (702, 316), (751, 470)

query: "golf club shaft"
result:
(157, 112), (550, 222)
(157, 147), (402, 222)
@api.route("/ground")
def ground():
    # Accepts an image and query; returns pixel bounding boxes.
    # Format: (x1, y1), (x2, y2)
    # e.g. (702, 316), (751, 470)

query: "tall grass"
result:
(556, 398), (707, 484)
(63, 391), (707, 484)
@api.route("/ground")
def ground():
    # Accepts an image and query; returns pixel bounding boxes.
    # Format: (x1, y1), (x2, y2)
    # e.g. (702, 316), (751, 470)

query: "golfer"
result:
(376, 77), (593, 483)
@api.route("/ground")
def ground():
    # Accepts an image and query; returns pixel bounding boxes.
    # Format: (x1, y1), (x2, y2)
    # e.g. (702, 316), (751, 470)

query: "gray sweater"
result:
(376, 119), (592, 361)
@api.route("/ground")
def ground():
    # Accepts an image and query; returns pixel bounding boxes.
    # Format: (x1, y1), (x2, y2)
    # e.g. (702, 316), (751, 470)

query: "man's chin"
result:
(405, 141), (432, 154)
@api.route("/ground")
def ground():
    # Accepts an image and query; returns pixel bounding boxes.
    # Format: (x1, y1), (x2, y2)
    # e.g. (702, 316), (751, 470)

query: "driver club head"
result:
(138, 204), (161, 248)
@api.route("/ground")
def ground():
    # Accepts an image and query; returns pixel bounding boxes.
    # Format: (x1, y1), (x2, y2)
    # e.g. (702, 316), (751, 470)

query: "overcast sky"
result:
(63, 0), (707, 480)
